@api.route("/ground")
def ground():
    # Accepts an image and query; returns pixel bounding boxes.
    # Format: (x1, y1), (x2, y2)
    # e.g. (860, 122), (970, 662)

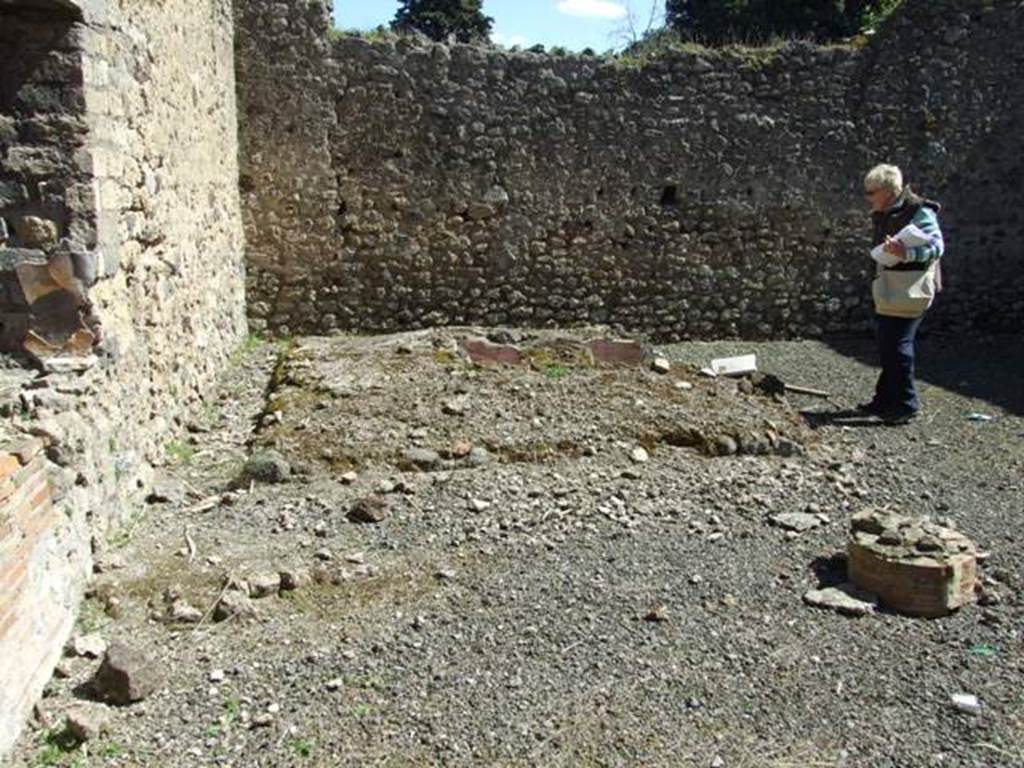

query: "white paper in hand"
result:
(871, 224), (930, 267)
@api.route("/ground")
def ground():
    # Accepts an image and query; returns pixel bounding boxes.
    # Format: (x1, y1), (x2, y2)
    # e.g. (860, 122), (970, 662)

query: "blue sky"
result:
(334, 1), (665, 52)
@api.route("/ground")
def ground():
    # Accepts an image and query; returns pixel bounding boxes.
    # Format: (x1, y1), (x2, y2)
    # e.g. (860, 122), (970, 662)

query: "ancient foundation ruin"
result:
(1, 0), (1022, 756)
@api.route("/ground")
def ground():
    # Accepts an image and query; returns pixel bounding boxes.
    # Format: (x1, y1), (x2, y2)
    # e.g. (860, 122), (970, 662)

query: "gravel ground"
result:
(11, 330), (1023, 768)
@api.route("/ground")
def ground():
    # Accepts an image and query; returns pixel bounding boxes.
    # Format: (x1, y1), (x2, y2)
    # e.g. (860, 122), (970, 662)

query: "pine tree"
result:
(392, 0), (494, 43)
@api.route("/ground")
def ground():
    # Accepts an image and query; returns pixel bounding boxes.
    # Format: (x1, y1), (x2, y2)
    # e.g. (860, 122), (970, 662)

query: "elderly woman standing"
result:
(859, 164), (944, 425)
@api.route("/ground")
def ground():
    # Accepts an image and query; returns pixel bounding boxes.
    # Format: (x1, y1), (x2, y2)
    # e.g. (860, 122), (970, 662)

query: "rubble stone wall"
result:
(238, 0), (1024, 339)
(0, 0), (246, 754)
(0, 5), (93, 349)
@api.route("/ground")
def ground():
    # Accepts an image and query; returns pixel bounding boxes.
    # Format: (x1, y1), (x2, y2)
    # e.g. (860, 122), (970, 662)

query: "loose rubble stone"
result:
(644, 604), (669, 622)
(90, 642), (158, 705)
(629, 446), (649, 464)
(401, 448), (442, 472)
(279, 567), (311, 591)
(442, 397), (469, 415)
(14, 215), (58, 249)
(714, 435), (739, 456)
(213, 590), (257, 622)
(950, 693), (982, 715)
(651, 357), (671, 374)
(771, 512), (823, 533)
(165, 599), (203, 624)
(240, 450), (291, 484)
(248, 572), (282, 598)
(464, 446), (492, 467)
(348, 495), (389, 524)
(146, 478), (187, 505)
(68, 633), (107, 659)
(65, 703), (111, 742)
(803, 584), (878, 617)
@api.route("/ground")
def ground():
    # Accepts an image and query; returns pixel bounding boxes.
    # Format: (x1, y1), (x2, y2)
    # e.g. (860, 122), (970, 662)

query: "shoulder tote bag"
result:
(872, 262), (939, 318)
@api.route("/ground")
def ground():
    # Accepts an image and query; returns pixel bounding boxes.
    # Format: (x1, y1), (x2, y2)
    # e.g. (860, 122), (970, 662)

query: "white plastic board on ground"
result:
(710, 354), (757, 377)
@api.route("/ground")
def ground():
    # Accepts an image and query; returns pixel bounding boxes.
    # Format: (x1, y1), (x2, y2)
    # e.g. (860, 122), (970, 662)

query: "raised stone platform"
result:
(847, 508), (978, 618)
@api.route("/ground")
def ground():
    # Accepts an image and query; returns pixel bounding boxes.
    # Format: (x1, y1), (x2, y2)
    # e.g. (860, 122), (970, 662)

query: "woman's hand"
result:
(883, 236), (907, 261)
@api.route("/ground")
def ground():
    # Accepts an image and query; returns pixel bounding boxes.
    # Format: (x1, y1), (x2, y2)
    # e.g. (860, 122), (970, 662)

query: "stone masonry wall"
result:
(0, 0), (246, 755)
(0, 5), (95, 350)
(237, 0), (1023, 339)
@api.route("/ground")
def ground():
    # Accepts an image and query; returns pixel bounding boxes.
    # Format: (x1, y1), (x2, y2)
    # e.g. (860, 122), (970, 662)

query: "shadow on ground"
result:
(823, 332), (1024, 417)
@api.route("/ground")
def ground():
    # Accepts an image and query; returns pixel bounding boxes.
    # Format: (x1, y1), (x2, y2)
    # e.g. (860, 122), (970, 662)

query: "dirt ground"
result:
(11, 328), (1024, 768)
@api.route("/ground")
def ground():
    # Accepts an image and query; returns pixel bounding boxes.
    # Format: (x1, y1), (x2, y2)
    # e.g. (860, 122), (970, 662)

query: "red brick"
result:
(587, 338), (647, 366)
(460, 337), (525, 366)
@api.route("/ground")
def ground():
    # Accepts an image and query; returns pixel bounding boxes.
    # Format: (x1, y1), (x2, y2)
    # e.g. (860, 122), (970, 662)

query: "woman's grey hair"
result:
(864, 164), (904, 195)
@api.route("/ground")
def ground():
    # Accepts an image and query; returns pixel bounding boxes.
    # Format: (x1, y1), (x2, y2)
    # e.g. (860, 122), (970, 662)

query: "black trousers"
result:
(873, 314), (923, 415)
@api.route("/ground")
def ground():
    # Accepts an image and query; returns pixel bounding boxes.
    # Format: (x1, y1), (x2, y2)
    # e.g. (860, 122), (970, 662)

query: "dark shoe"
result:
(883, 409), (919, 426)
(855, 401), (886, 416)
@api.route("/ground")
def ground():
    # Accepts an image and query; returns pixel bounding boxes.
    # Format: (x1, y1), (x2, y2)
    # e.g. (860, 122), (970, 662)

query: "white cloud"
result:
(492, 31), (531, 48)
(555, 0), (627, 20)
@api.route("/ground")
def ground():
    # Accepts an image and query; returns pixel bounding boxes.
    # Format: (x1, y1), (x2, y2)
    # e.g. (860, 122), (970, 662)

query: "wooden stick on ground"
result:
(783, 383), (832, 398)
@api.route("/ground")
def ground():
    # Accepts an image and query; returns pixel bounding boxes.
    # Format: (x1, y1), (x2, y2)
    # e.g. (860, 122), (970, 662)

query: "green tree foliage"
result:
(664, 0), (902, 44)
(392, 0), (494, 43)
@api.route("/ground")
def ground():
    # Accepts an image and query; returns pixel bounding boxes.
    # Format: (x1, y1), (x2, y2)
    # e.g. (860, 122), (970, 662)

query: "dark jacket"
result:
(871, 188), (942, 272)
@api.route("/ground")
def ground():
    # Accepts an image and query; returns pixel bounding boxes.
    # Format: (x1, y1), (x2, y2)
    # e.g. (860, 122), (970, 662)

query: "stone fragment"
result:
(279, 567), (311, 591)
(775, 437), (801, 457)
(165, 599), (203, 624)
(714, 435), (739, 456)
(442, 397), (468, 415)
(348, 495), (388, 524)
(401, 448), (442, 472)
(629, 446), (649, 464)
(643, 603), (669, 622)
(851, 508), (886, 534)
(146, 478), (187, 505)
(68, 633), (107, 659)
(213, 590), (256, 622)
(66, 703), (111, 742)
(464, 446), (491, 467)
(240, 450), (291, 484)
(950, 693), (982, 715)
(248, 573), (282, 598)
(450, 439), (472, 458)
(250, 713), (274, 728)
(467, 202), (495, 220)
(771, 512), (822, 533)
(651, 357), (671, 374)
(803, 584), (878, 616)
(90, 642), (158, 705)
(14, 216), (59, 249)
(339, 471), (358, 485)
(92, 553), (126, 574)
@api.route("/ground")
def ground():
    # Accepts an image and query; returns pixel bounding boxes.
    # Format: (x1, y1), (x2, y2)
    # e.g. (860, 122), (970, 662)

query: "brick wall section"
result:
(0, 437), (71, 754)
(236, 0), (1023, 340)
